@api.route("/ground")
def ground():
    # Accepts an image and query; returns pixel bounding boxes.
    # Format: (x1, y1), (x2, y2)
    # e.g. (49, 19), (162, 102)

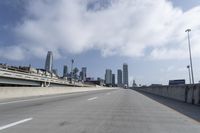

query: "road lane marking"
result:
(0, 118), (33, 131)
(88, 97), (98, 101)
(106, 93), (110, 95)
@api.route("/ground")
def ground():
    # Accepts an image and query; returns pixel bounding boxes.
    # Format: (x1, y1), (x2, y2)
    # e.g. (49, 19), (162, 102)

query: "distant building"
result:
(105, 69), (112, 86)
(85, 77), (104, 86)
(169, 79), (185, 86)
(45, 51), (53, 72)
(132, 80), (137, 87)
(79, 71), (83, 80)
(123, 63), (129, 87)
(150, 84), (162, 87)
(80, 67), (87, 81)
(117, 69), (123, 87)
(86, 77), (94, 81)
(63, 65), (68, 77)
(112, 74), (115, 86)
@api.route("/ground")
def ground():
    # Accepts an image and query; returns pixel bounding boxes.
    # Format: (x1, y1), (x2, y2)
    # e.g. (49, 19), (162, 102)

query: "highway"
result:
(0, 88), (199, 133)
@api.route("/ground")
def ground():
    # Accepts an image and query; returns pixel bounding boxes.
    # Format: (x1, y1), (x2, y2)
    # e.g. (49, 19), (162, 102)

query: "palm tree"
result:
(73, 67), (79, 80)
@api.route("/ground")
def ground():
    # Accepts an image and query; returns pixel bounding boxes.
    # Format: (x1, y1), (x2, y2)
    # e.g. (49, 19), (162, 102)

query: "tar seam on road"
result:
(0, 118), (33, 131)
(88, 97), (98, 101)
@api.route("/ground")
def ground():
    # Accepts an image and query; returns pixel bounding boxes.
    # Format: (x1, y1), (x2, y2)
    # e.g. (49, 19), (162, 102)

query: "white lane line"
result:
(106, 93), (110, 95)
(88, 97), (98, 101)
(0, 118), (33, 131)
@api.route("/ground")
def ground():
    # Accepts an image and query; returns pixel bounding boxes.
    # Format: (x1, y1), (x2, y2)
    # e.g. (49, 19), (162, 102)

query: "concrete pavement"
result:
(0, 88), (199, 133)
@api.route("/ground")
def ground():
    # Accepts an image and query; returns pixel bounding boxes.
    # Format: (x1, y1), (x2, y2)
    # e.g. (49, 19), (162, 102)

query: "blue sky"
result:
(0, 0), (200, 85)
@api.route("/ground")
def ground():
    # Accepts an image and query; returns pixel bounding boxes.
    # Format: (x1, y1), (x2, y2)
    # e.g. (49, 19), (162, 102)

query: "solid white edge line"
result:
(88, 97), (98, 101)
(0, 118), (33, 131)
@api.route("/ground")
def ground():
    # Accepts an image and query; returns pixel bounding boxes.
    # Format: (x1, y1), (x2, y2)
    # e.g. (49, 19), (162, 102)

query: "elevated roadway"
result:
(0, 88), (199, 133)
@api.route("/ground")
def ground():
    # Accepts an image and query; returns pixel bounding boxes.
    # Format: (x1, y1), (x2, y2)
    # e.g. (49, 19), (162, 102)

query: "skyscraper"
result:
(81, 67), (87, 81)
(123, 63), (129, 87)
(63, 65), (68, 77)
(45, 51), (53, 72)
(105, 69), (112, 86)
(117, 69), (123, 87)
(112, 74), (115, 86)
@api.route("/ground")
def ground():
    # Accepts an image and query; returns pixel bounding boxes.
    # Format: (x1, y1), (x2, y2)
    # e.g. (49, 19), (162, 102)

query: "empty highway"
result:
(0, 88), (199, 133)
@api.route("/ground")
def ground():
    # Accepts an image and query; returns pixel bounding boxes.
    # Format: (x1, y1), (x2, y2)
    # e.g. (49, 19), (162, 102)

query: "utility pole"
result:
(185, 29), (195, 104)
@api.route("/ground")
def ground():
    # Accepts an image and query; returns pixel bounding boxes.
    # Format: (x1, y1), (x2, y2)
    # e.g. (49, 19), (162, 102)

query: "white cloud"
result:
(160, 65), (186, 73)
(0, 46), (26, 61)
(3, 0), (200, 60)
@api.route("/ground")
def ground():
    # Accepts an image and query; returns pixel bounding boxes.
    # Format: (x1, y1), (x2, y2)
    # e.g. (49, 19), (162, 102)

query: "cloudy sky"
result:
(0, 0), (200, 85)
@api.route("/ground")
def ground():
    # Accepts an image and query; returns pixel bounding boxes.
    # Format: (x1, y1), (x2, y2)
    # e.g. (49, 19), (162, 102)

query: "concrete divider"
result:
(134, 84), (200, 106)
(0, 86), (115, 100)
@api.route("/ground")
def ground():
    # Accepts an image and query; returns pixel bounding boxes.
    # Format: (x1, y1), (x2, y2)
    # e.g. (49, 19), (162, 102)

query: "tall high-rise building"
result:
(112, 74), (115, 86)
(45, 51), (53, 72)
(117, 69), (123, 87)
(63, 65), (68, 77)
(123, 63), (129, 87)
(80, 67), (87, 81)
(105, 69), (112, 86)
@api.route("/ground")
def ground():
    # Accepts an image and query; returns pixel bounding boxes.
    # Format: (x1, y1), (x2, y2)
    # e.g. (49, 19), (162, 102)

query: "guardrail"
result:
(133, 84), (200, 106)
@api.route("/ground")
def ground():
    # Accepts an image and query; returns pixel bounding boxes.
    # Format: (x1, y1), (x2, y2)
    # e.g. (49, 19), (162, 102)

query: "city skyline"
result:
(1, 0), (200, 85)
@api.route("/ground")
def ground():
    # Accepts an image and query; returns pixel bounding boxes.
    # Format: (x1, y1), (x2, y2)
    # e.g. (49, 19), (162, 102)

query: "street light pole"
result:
(71, 59), (74, 84)
(187, 65), (191, 84)
(185, 29), (195, 104)
(185, 29), (194, 84)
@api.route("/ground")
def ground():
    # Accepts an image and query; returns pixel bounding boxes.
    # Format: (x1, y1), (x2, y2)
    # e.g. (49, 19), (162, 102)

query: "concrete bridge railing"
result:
(133, 84), (200, 105)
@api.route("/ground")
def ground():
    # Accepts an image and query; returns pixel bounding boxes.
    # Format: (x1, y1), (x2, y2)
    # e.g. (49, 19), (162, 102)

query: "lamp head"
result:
(185, 29), (191, 32)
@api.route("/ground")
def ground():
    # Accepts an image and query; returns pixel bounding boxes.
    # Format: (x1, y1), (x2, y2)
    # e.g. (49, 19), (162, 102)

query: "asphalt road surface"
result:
(0, 88), (199, 133)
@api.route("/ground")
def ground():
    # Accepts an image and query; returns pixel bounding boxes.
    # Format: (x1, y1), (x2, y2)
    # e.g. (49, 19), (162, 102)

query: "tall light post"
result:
(185, 29), (195, 104)
(187, 65), (191, 84)
(185, 29), (194, 84)
(71, 59), (74, 83)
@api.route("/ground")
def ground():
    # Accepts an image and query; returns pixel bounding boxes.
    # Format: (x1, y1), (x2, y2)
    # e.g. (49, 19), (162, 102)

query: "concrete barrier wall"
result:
(134, 84), (200, 106)
(0, 86), (115, 100)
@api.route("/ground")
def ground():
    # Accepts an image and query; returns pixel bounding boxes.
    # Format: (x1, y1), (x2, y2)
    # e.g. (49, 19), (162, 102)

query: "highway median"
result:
(0, 86), (115, 100)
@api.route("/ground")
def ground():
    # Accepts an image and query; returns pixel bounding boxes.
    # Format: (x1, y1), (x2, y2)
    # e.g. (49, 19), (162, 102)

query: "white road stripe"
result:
(88, 97), (98, 101)
(0, 118), (33, 131)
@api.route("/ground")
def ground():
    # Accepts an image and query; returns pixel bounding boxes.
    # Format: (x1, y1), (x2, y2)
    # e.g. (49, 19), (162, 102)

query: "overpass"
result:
(0, 68), (85, 87)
